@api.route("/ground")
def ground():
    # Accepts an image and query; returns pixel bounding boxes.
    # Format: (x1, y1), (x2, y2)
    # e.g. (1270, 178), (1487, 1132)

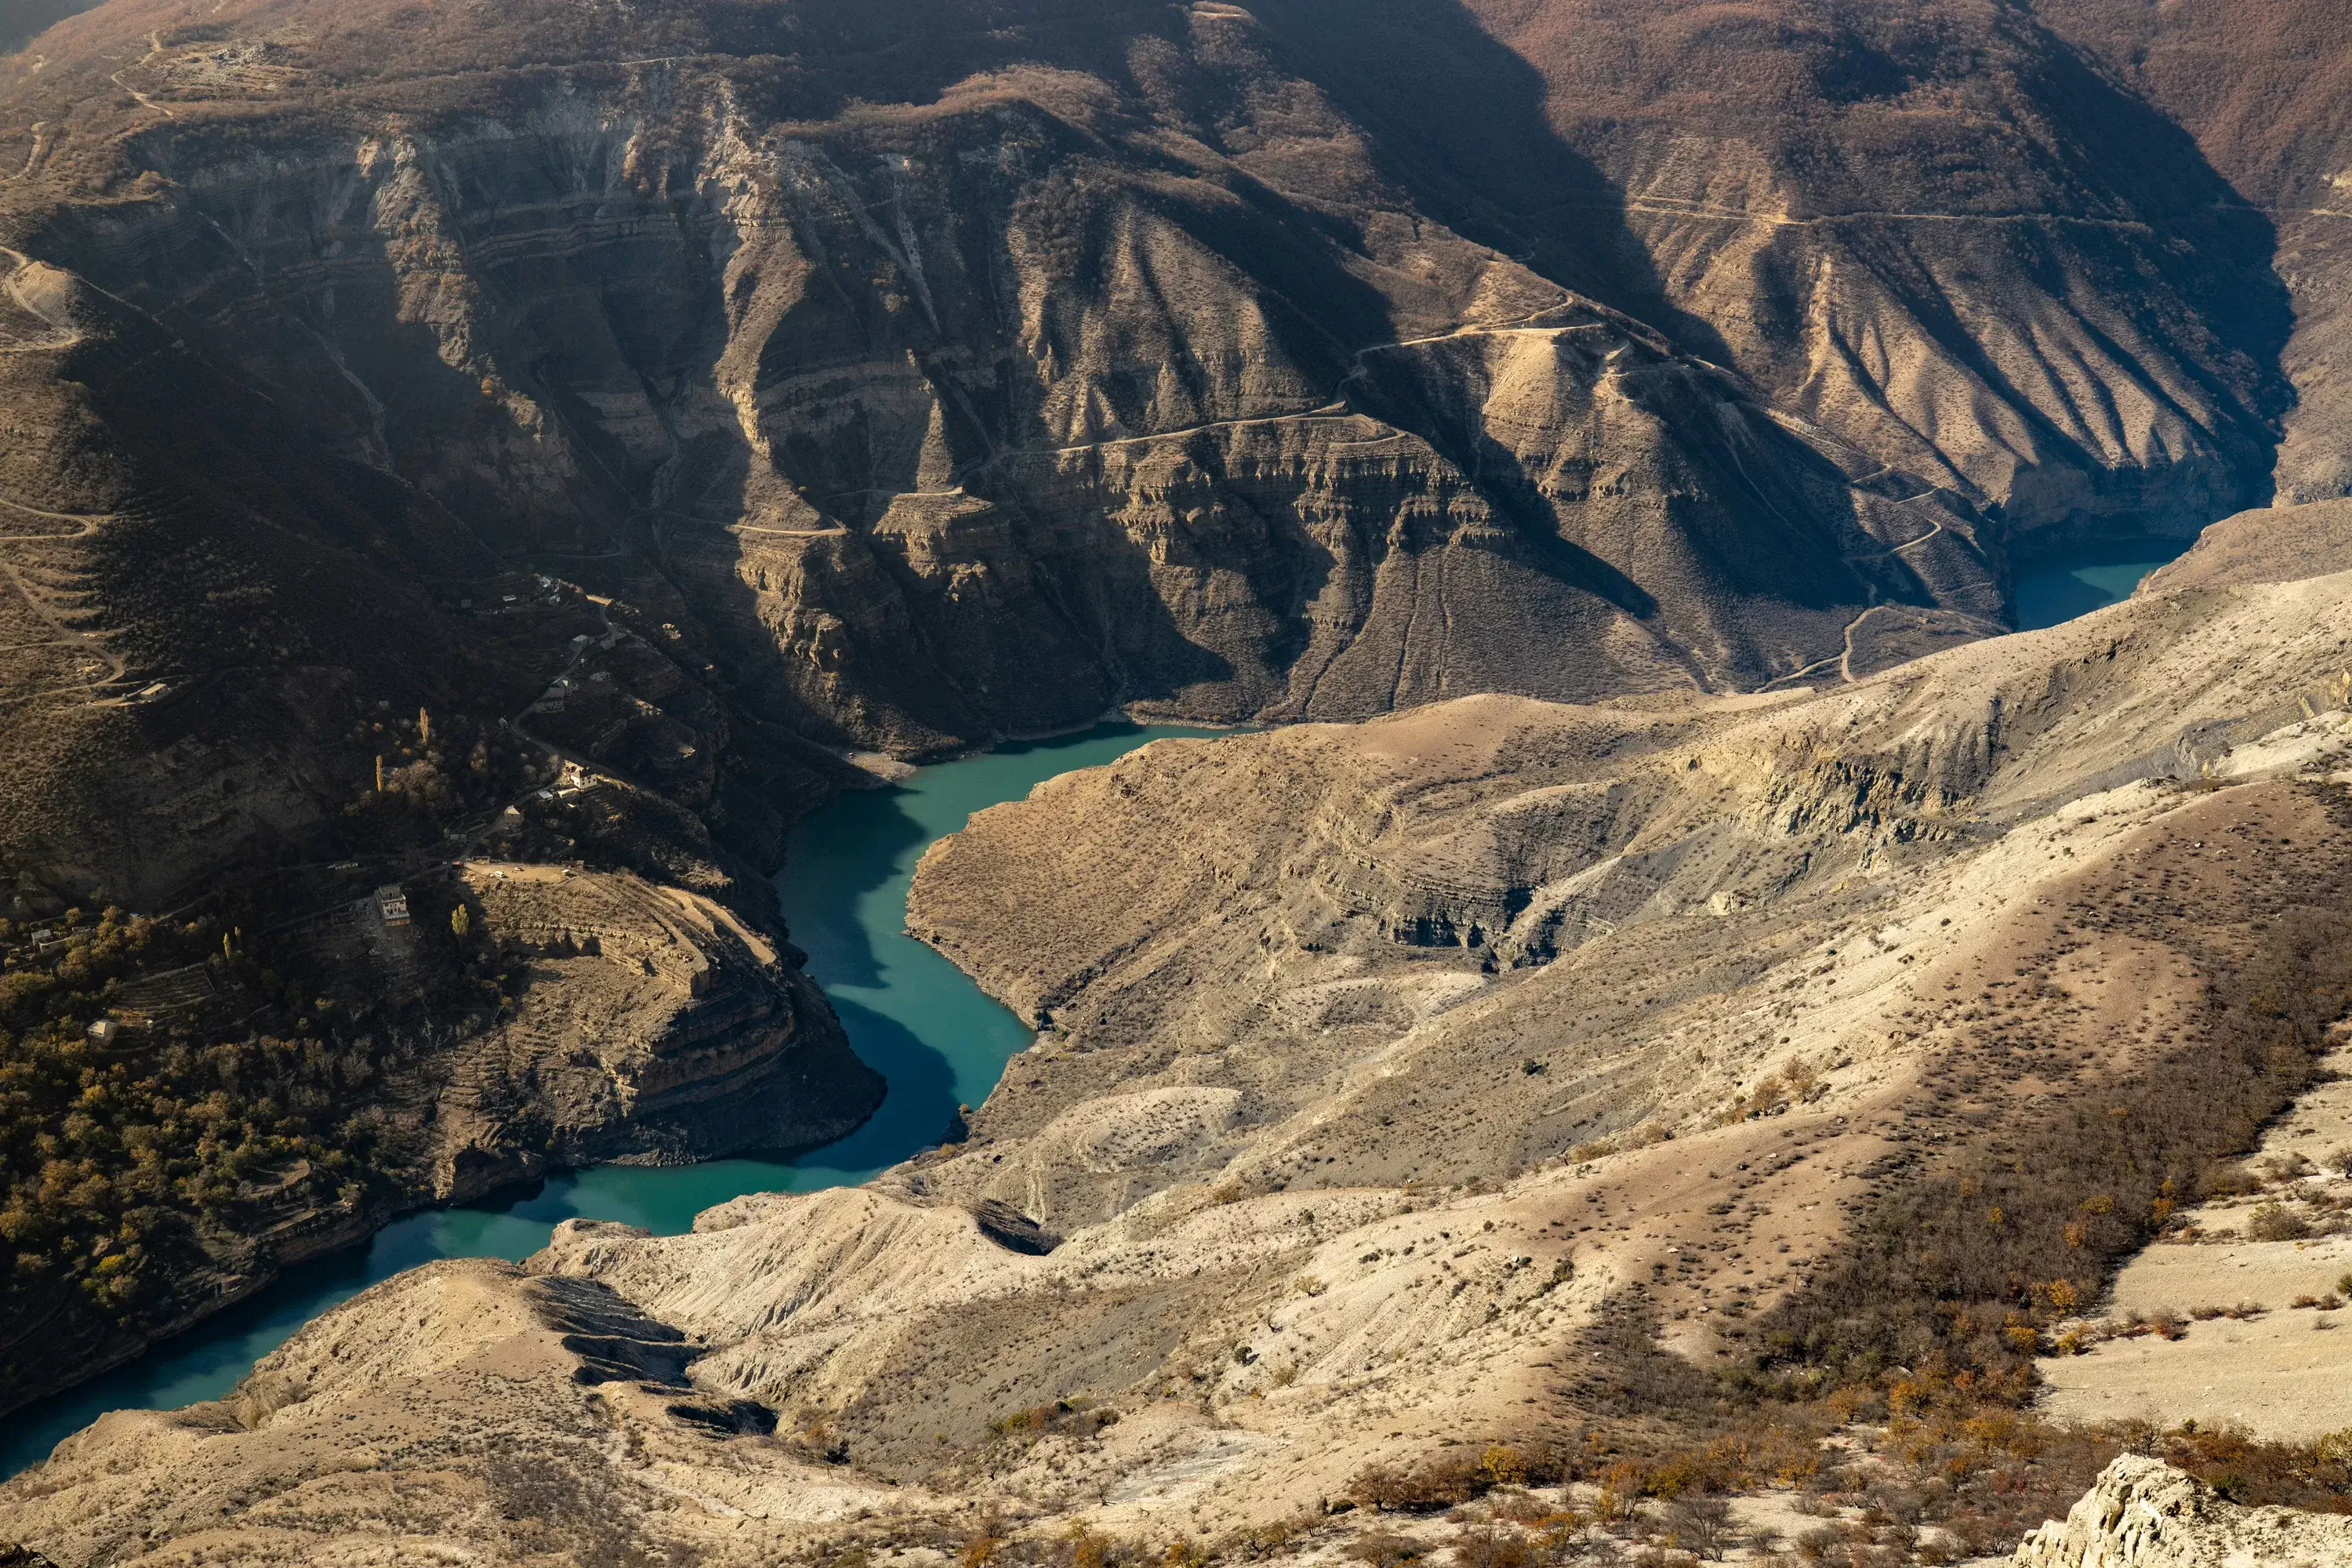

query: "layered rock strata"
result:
(0, 0), (2300, 782)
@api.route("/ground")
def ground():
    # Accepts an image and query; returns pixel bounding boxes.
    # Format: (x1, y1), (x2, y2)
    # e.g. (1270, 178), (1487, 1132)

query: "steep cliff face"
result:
(0, 0), (2293, 782)
(0, 0), (2310, 921)
(9, 67), (2002, 759)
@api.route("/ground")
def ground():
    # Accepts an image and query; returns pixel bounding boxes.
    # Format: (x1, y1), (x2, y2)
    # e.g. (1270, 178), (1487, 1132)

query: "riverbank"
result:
(0, 722), (1218, 1481)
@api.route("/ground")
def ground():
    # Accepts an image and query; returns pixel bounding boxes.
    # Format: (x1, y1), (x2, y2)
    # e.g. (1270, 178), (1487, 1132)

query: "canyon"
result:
(4, 0), (2352, 1563)
(3, 506), (2352, 1562)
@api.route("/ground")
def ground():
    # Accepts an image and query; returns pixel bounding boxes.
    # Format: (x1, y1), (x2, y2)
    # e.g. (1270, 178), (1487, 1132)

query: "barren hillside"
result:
(8, 532), (2352, 1564)
(5, 0), (2352, 1554)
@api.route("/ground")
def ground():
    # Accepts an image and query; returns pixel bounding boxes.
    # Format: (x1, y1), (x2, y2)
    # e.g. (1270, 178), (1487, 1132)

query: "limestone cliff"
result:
(2037, 0), (2352, 509)
(6, 69), (2006, 760)
(1286, 0), (2289, 543)
(2013, 1456), (2352, 1568)
(0, 0), (2296, 789)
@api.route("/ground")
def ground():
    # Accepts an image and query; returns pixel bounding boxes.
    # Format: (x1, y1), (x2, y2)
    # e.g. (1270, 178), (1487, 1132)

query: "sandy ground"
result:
(2039, 1044), (2352, 1439)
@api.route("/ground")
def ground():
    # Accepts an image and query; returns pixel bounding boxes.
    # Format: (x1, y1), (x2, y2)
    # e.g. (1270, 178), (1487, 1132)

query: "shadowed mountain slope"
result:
(0, 0), (2294, 811)
(2037, 0), (2352, 503)
(1259, 0), (2292, 540)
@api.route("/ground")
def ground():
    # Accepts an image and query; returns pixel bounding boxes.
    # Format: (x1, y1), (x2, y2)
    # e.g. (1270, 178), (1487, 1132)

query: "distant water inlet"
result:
(2010, 535), (2194, 631)
(0, 721), (1221, 1480)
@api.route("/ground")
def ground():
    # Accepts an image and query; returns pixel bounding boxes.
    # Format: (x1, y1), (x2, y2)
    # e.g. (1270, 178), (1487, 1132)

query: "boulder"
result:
(2014, 1455), (2352, 1567)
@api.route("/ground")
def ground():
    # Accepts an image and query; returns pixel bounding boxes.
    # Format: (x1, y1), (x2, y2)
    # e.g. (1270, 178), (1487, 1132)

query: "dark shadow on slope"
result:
(1345, 359), (1662, 624)
(1251, 0), (2291, 547)
(0, 0), (102, 54)
(2023, 28), (2292, 447)
(1243, 0), (1740, 366)
(668, 121), (1323, 746)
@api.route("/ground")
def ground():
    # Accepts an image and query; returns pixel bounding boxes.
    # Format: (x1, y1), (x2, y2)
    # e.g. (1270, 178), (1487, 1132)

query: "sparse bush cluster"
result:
(2183, 1148), (2352, 1243)
(844, 1506), (1325, 1568)
(984, 1396), (1120, 1443)
(1343, 1400), (2352, 1568)
(482, 1444), (651, 1567)
(1715, 1058), (1823, 1127)
(1753, 804), (2352, 1398)
(1352, 1444), (1567, 1512)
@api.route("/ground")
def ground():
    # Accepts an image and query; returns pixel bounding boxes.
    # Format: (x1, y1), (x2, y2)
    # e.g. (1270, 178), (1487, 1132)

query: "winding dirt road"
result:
(0, 494), (129, 707)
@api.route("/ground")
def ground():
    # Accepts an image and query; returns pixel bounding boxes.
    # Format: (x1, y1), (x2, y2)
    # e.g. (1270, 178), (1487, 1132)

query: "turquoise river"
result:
(0, 540), (2190, 1478)
(0, 721), (1219, 1480)
(2010, 535), (2192, 631)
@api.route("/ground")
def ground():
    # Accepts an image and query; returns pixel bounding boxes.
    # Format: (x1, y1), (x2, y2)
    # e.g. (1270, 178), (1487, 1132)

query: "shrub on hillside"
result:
(1754, 869), (2352, 1396)
(2248, 1202), (2314, 1242)
(1350, 1445), (1564, 1512)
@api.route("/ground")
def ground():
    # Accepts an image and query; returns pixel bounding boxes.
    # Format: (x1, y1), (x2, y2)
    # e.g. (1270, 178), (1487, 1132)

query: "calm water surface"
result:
(0, 721), (1219, 1479)
(2011, 536), (2193, 631)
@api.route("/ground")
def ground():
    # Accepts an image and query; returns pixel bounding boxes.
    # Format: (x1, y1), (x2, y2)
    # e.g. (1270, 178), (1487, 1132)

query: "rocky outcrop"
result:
(2014, 1456), (2352, 1568)
(969, 1199), (1063, 1255)
(419, 863), (884, 1196)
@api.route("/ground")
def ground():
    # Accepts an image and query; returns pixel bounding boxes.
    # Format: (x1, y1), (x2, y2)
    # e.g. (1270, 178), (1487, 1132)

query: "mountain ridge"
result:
(4, 0), (2352, 1548)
